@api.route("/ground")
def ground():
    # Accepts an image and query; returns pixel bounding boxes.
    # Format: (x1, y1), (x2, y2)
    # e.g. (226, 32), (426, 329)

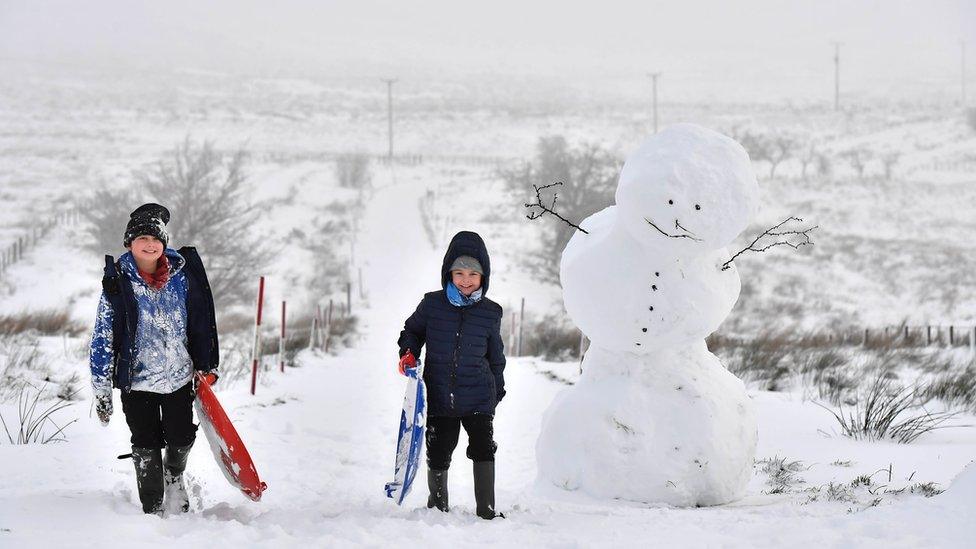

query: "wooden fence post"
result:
(324, 300), (334, 353)
(509, 310), (516, 352)
(926, 326), (932, 345)
(949, 326), (955, 346)
(309, 307), (319, 350)
(517, 297), (525, 357)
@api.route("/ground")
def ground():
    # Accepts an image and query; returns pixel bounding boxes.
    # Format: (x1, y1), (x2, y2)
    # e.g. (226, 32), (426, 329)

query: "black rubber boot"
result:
(473, 461), (502, 520)
(164, 443), (193, 513)
(427, 468), (449, 512)
(131, 447), (164, 515)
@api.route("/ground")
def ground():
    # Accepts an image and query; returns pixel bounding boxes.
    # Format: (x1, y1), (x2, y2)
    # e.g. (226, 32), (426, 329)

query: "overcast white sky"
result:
(1, 0), (973, 101)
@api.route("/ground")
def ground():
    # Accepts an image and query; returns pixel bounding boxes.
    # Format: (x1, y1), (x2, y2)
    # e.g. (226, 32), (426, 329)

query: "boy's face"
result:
(128, 235), (164, 264)
(451, 269), (482, 297)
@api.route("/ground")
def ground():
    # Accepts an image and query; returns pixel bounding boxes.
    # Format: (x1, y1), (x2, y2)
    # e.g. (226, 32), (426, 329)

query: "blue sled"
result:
(385, 360), (427, 505)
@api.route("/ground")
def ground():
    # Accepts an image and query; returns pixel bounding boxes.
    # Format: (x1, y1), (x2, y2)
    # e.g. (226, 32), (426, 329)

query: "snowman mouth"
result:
(644, 217), (702, 242)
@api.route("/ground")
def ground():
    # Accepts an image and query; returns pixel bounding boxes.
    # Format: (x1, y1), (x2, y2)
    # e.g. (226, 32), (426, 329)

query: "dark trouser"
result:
(121, 382), (197, 449)
(426, 414), (496, 471)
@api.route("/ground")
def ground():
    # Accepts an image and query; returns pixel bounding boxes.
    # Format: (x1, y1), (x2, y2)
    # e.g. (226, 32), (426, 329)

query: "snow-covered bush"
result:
(757, 456), (807, 494)
(335, 153), (372, 189)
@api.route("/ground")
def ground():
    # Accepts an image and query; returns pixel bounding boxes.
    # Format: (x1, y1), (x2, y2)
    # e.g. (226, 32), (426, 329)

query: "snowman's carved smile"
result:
(644, 217), (702, 242)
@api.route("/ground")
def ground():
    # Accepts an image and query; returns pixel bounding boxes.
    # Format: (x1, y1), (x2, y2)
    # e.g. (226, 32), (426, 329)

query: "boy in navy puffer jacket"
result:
(398, 230), (506, 519)
(90, 203), (219, 515)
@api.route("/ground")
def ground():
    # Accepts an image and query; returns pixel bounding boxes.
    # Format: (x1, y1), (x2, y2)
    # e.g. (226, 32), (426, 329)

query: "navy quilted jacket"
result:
(398, 231), (506, 417)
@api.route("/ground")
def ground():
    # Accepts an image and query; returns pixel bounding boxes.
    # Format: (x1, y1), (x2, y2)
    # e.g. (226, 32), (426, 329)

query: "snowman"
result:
(535, 123), (760, 507)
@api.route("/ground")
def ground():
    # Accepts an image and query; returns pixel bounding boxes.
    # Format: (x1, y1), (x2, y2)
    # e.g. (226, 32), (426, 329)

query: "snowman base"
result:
(536, 343), (757, 507)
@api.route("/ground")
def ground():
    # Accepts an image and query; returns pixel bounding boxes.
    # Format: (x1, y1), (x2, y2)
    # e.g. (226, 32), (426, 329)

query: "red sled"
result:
(194, 372), (268, 501)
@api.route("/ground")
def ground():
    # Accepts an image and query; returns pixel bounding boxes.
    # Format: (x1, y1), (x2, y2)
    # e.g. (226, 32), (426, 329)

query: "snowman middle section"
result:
(560, 205), (741, 353)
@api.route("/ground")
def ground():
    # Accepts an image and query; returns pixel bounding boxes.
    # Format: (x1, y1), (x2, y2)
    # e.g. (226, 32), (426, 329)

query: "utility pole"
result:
(648, 72), (661, 133)
(962, 40), (967, 107)
(832, 42), (841, 111)
(382, 78), (397, 159)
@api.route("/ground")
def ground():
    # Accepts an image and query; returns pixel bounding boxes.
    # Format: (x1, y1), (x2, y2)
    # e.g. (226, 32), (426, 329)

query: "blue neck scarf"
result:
(447, 282), (483, 307)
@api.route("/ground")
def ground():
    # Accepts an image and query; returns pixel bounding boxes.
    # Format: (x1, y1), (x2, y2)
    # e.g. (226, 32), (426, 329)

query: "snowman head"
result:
(615, 124), (759, 253)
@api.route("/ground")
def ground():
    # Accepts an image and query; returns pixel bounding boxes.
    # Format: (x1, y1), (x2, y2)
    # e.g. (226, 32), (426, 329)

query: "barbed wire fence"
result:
(0, 204), (89, 281)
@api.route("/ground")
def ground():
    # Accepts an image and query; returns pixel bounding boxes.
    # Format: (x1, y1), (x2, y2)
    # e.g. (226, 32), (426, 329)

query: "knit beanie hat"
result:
(123, 203), (171, 248)
(449, 255), (483, 275)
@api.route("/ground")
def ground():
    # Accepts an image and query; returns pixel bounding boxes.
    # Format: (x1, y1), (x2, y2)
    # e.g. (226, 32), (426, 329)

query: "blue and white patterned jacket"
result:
(90, 249), (193, 397)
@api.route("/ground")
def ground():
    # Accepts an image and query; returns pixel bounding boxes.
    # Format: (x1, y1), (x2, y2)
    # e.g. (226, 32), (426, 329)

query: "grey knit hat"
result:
(449, 255), (483, 275)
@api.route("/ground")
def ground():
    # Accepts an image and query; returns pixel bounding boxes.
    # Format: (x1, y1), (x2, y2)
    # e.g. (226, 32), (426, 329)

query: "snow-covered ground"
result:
(1, 164), (974, 548)
(1, 67), (975, 547)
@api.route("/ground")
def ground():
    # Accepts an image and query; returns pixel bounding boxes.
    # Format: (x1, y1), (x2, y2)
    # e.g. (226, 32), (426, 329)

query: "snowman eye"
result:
(668, 199), (674, 205)
(695, 204), (701, 211)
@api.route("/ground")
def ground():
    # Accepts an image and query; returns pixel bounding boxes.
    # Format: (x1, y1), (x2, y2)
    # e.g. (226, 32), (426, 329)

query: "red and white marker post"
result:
(279, 300), (287, 373)
(250, 276), (265, 396)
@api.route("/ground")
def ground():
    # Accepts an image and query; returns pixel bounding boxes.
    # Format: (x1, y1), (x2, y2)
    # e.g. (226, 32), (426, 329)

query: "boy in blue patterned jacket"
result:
(89, 203), (219, 515)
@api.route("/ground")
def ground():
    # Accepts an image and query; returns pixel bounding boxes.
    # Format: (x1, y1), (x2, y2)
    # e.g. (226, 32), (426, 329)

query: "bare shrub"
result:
(817, 373), (958, 443)
(257, 311), (360, 360)
(56, 371), (83, 402)
(0, 384), (76, 444)
(0, 335), (51, 402)
(293, 211), (352, 298)
(798, 142), (819, 181)
(83, 137), (271, 308)
(82, 186), (133, 256)
(815, 152), (833, 178)
(839, 147), (873, 179)
(513, 312), (584, 361)
(919, 366), (976, 412)
(500, 136), (618, 284)
(0, 309), (85, 336)
(880, 151), (900, 181)
(796, 350), (857, 405)
(732, 130), (796, 179)
(335, 153), (372, 189)
(724, 331), (791, 391)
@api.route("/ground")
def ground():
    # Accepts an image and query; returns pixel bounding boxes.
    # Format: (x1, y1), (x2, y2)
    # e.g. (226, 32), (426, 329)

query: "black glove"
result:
(95, 394), (112, 426)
